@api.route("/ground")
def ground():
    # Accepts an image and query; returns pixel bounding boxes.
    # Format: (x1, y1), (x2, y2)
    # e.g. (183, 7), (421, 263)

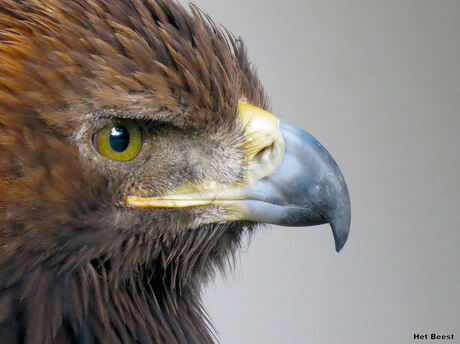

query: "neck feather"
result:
(0, 263), (217, 344)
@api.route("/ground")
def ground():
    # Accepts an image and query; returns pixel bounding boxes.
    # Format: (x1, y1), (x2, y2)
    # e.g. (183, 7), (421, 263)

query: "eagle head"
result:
(0, 0), (350, 343)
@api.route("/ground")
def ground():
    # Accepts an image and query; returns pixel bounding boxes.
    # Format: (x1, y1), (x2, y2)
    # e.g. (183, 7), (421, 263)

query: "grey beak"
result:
(241, 121), (351, 252)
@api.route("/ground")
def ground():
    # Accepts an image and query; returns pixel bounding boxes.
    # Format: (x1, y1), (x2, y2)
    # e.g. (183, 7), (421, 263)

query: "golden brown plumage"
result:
(0, 0), (350, 343)
(0, 1), (264, 342)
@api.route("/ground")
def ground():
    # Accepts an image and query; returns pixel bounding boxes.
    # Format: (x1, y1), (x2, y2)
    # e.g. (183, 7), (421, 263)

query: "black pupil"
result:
(109, 126), (130, 152)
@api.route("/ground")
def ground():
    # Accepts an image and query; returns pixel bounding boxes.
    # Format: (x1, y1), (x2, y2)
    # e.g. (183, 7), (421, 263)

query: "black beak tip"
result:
(330, 215), (351, 253)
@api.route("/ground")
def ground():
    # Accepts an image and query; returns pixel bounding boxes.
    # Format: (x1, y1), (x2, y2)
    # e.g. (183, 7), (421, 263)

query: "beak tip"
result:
(330, 215), (351, 253)
(335, 241), (346, 253)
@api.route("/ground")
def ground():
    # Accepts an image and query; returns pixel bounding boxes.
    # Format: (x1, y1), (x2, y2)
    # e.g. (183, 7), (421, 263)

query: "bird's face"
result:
(74, 101), (247, 232)
(0, 0), (350, 287)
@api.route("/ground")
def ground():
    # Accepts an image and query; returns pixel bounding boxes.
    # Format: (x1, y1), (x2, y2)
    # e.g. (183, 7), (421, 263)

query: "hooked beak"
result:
(127, 102), (351, 252)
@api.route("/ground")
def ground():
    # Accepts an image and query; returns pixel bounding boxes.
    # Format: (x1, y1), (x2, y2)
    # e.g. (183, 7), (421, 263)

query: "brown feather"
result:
(0, 0), (267, 343)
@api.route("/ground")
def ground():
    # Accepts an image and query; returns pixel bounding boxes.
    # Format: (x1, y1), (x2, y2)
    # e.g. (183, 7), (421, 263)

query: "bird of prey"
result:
(0, 0), (350, 343)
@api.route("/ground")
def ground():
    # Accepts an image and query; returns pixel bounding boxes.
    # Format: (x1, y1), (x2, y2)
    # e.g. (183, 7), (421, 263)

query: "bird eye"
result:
(93, 120), (142, 161)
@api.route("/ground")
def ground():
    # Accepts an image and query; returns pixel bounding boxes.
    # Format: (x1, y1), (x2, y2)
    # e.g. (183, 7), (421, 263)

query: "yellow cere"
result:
(237, 102), (281, 161)
(95, 120), (142, 161)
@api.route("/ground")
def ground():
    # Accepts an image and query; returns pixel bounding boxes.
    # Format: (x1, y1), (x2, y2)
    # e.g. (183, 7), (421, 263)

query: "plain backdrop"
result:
(177, 1), (460, 343)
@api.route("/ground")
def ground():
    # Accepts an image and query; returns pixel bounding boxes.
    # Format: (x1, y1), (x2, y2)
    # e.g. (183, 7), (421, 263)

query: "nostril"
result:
(245, 134), (285, 183)
(253, 142), (275, 164)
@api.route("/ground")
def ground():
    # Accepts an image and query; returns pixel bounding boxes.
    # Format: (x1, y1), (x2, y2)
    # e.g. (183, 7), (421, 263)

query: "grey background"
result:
(178, 1), (460, 343)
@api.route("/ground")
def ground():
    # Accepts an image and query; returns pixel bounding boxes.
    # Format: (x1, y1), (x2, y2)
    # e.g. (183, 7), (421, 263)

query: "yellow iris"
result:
(94, 120), (142, 161)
